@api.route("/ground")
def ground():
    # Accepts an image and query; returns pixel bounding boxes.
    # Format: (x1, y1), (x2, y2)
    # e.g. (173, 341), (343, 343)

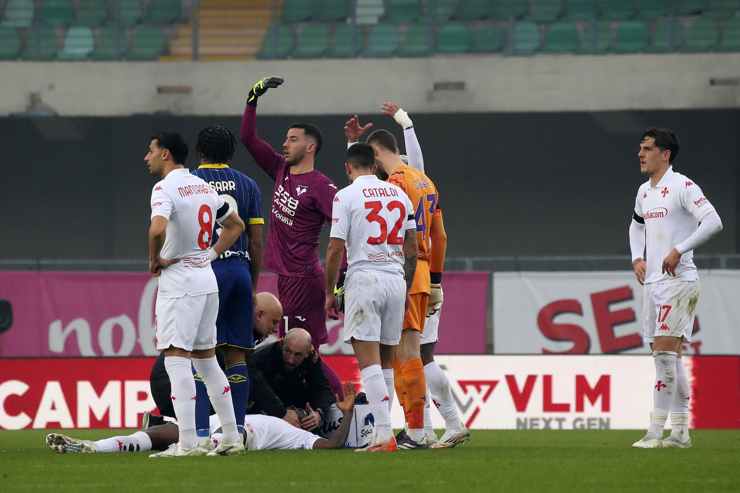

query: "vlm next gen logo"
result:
(444, 367), (612, 430)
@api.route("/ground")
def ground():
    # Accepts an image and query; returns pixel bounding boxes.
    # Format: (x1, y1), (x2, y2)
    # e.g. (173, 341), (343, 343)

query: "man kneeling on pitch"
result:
(46, 383), (357, 455)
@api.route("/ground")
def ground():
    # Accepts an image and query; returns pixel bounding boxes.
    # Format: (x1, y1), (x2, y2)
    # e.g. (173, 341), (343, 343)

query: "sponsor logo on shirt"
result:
(271, 184), (299, 226)
(694, 197), (708, 208)
(644, 207), (668, 220)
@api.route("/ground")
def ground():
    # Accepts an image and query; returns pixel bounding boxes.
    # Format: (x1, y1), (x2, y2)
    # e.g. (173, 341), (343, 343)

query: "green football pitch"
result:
(1, 429), (739, 492)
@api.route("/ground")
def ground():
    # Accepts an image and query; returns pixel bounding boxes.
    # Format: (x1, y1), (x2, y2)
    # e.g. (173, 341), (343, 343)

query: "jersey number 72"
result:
(365, 200), (406, 245)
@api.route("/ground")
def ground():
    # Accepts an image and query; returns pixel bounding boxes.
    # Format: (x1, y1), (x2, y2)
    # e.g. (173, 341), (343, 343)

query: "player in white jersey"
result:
(145, 132), (247, 457)
(628, 128), (723, 449)
(324, 143), (418, 452)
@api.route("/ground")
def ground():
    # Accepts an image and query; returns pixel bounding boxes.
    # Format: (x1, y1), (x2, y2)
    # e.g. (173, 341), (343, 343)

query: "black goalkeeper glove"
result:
(247, 76), (284, 106)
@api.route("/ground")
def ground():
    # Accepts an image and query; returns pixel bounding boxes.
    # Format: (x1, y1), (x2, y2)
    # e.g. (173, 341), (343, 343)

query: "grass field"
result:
(1, 429), (739, 492)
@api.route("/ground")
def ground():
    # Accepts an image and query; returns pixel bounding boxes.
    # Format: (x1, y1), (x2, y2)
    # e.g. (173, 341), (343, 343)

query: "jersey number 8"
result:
(197, 204), (213, 250)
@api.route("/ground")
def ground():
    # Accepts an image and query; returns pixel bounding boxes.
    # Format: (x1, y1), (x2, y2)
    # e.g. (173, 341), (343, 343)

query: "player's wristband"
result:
(393, 108), (413, 129)
(430, 272), (442, 284)
(207, 248), (218, 262)
(347, 141), (358, 150)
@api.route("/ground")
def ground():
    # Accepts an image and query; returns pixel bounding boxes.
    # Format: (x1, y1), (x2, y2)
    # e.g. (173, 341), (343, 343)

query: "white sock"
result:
(361, 365), (392, 442)
(423, 388), (433, 436)
(164, 356), (197, 449)
(193, 356), (239, 444)
(382, 368), (395, 412)
(424, 361), (463, 431)
(94, 431), (152, 453)
(670, 357), (690, 440)
(649, 351), (677, 437)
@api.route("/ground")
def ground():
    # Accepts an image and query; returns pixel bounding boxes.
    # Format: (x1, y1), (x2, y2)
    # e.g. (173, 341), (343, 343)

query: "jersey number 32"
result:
(364, 200), (406, 245)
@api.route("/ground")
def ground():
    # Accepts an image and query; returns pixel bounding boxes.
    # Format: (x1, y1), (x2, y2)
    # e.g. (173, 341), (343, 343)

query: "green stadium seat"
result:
(613, 20), (648, 52)
(542, 21), (579, 52)
(398, 23), (431, 56)
(682, 16), (719, 51)
(317, 0), (351, 22)
(294, 24), (330, 58)
(76, 0), (107, 27)
(718, 16), (740, 50)
(2, 0), (34, 27)
(565, 0), (596, 20)
(59, 25), (94, 59)
(578, 21), (611, 53)
(328, 23), (360, 57)
(493, 0), (528, 20)
(598, 0), (636, 20)
(258, 24), (295, 59)
(676, 0), (707, 15)
(24, 26), (59, 60)
(128, 25), (167, 60)
(364, 23), (400, 57)
(430, 0), (459, 22)
(470, 24), (505, 52)
(529, 0), (564, 22)
(649, 17), (682, 52)
(706, 0), (740, 19)
(148, 0), (183, 25)
(458, 0), (494, 21)
(91, 26), (126, 60)
(511, 21), (540, 54)
(0, 26), (22, 59)
(437, 22), (472, 53)
(39, 0), (75, 26)
(386, 0), (422, 23)
(116, 0), (143, 27)
(638, 0), (672, 20)
(282, 0), (314, 23)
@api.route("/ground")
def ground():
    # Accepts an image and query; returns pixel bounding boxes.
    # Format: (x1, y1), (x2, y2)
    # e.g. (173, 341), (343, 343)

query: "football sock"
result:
(94, 431), (152, 453)
(670, 357), (690, 440)
(360, 365), (392, 442)
(423, 388), (434, 437)
(225, 362), (249, 433)
(382, 368), (395, 411)
(400, 358), (426, 442)
(164, 356), (197, 449)
(194, 370), (210, 438)
(193, 356), (239, 444)
(424, 361), (463, 431)
(649, 351), (677, 437)
(393, 360), (407, 418)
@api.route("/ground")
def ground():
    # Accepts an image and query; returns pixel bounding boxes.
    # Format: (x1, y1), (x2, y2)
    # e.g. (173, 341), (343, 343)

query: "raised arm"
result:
(240, 77), (287, 180)
(383, 101), (424, 172)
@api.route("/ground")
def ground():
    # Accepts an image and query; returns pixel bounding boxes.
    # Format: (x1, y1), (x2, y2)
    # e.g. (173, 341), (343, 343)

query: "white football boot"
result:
(46, 433), (96, 454)
(149, 443), (209, 458)
(431, 427), (471, 449)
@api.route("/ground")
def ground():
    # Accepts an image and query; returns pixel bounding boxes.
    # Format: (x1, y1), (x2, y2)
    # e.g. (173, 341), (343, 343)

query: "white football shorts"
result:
(343, 270), (406, 346)
(642, 280), (700, 343)
(155, 292), (219, 351)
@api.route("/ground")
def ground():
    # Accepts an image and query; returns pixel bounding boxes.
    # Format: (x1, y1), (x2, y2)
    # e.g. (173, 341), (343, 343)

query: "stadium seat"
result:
(148, 0), (183, 25)
(676, 0), (707, 15)
(0, 26), (22, 59)
(529, 0), (564, 23)
(2, 0), (34, 27)
(258, 24), (295, 59)
(128, 25), (167, 60)
(511, 21), (541, 54)
(457, 0), (494, 21)
(613, 20), (648, 52)
(328, 23), (360, 57)
(707, 0), (740, 18)
(398, 23), (432, 56)
(317, 0), (351, 21)
(470, 24), (505, 52)
(578, 21), (611, 53)
(39, 0), (75, 26)
(718, 16), (740, 50)
(437, 22), (472, 53)
(364, 23), (400, 57)
(598, 0), (636, 20)
(385, 0), (422, 23)
(430, 0), (459, 22)
(682, 16), (720, 51)
(493, 0), (529, 20)
(542, 21), (579, 52)
(649, 17), (682, 52)
(638, 0), (672, 20)
(59, 25), (94, 59)
(76, 0), (107, 27)
(91, 26), (126, 60)
(565, 0), (597, 20)
(282, 0), (314, 23)
(294, 24), (330, 58)
(24, 26), (59, 60)
(116, 0), (143, 27)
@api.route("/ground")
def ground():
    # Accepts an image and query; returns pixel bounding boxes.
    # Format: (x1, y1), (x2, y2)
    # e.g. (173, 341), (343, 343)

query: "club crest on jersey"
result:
(661, 186), (669, 198)
(296, 185), (309, 196)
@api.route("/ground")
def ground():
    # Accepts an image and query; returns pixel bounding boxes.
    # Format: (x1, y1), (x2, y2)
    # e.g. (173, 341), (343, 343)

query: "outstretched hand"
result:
(247, 76), (284, 104)
(344, 115), (373, 143)
(382, 101), (400, 117)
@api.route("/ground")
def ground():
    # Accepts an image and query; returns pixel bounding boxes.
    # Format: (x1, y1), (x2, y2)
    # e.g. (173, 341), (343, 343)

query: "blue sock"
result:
(194, 370), (210, 438)
(226, 362), (249, 432)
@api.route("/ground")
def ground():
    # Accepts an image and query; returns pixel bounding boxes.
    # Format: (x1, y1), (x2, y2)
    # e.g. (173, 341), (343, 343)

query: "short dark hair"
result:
(196, 125), (236, 163)
(642, 128), (680, 163)
(366, 129), (399, 154)
(346, 143), (376, 169)
(151, 132), (188, 165)
(289, 123), (323, 155)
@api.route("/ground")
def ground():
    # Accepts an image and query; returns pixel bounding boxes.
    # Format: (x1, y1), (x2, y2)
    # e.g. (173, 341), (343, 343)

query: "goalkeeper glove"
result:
(428, 283), (443, 316)
(247, 76), (284, 106)
(333, 268), (347, 312)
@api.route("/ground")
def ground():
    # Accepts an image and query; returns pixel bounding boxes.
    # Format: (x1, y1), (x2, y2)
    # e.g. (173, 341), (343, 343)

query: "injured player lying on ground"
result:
(46, 383), (379, 456)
